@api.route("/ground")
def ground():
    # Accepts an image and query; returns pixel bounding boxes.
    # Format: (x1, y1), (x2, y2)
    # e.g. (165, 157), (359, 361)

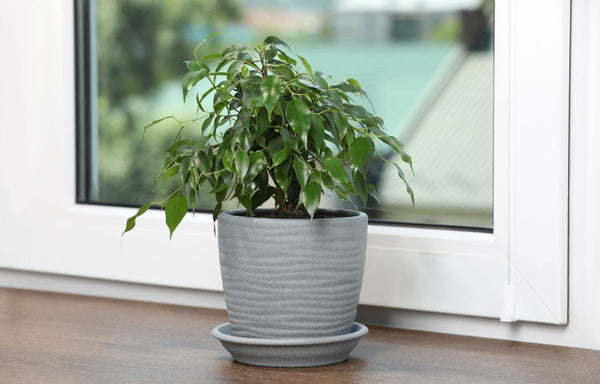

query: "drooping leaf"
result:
(122, 202), (153, 236)
(222, 149), (234, 172)
(394, 164), (415, 207)
(235, 149), (250, 179)
(353, 169), (368, 206)
(260, 75), (281, 120)
(286, 99), (311, 147)
(309, 115), (325, 152)
(182, 66), (209, 102)
(255, 107), (269, 139)
(165, 194), (188, 239)
(292, 157), (309, 188)
(303, 181), (321, 218)
(348, 136), (371, 169)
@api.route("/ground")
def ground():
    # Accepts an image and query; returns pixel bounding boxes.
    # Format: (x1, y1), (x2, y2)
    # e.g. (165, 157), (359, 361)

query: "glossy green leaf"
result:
(348, 136), (371, 169)
(247, 150), (266, 180)
(353, 169), (368, 206)
(255, 107), (269, 139)
(271, 147), (290, 167)
(273, 159), (291, 193)
(312, 72), (328, 89)
(309, 116), (325, 152)
(286, 99), (311, 147)
(271, 65), (295, 79)
(322, 157), (349, 187)
(303, 181), (321, 218)
(235, 149), (249, 179)
(292, 157), (309, 188)
(165, 194), (188, 239)
(297, 55), (312, 75)
(260, 75), (281, 120)
(264, 35), (290, 50)
(182, 67), (209, 102)
(198, 52), (221, 62)
(222, 149), (234, 172)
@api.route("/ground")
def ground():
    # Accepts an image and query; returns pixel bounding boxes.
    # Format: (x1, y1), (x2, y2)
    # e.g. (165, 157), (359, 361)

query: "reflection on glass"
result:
(94, 0), (494, 229)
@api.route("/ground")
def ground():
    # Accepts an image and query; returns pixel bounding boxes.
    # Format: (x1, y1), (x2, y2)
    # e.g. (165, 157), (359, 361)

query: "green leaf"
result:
(400, 151), (414, 175)
(193, 32), (219, 57)
(312, 72), (329, 89)
(273, 159), (292, 194)
(371, 126), (405, 153)
(260, 75), (281, 121)
(292, 157), (309, 188)
(247, 150), (266, 180)
(122, 202), (153, 236)
(162, 166), (179, 181)
(367, 183), (381, 204)
(280, 128), (297, 150)
(200, 114), (214, 133)
(394, 164), (415, 206)
(198, 52), (221, 62)
(277, 51), (297, 66)
(196, 151), (212, 174)
(212, 202), (222, 224)
(303, 181), (321, 218)
(143, 116), (174, 137)
(182, 66), (209, 102)
(165, 194), (188, 239)
(309, 116), (325, 152)
(271, 65), (295, 79)
(235, 149), (249, 179)
(222, 149), (234, 172)
(348, 136), (371, 169)
(184, 60), (201, 70)
(353, 169), (368, 206)
(297, 55), (312, 75)
(286, 99), (311, 147)
(271, 147), (290, 167)
(322, 157), (349, 187)
(255, 107), (269, 139)
(264, 35), (290, 50)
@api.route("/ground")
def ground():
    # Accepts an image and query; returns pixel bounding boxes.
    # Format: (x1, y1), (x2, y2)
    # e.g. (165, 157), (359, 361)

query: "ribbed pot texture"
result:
(217, 209), (368, 339)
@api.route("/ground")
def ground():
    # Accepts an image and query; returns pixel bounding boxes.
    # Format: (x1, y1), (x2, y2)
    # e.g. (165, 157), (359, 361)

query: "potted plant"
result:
(123, 34), (414, 366)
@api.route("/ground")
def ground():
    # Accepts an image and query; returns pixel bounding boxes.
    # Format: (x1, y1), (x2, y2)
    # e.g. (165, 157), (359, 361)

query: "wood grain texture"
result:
(0, 287), (598, 384)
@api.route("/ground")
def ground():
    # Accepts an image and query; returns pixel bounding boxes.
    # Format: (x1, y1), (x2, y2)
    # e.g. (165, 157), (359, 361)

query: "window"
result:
(79, 0), (495, 229)
(0, 0), (567, 327)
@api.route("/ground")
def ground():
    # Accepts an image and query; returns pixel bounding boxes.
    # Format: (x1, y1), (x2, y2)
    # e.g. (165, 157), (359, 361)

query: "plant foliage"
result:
(123, 34), (413, 237)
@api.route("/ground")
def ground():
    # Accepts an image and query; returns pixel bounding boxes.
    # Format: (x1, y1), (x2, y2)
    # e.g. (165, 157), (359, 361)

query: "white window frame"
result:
(0, 0), (569, 325)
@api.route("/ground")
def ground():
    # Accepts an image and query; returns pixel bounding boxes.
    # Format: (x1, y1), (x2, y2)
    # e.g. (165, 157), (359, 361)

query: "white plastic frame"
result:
(0, 0), (569, 324)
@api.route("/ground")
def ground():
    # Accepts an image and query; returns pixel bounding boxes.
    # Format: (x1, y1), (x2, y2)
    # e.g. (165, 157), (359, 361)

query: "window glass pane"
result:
(89, 0), (494, 229)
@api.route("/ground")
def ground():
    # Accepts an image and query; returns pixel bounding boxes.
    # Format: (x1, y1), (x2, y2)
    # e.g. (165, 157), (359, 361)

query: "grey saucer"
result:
(212, 322), (368, 367)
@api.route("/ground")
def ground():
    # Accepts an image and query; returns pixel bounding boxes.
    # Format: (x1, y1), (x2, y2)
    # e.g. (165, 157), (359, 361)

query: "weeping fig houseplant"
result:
(122, 34), (414, 366)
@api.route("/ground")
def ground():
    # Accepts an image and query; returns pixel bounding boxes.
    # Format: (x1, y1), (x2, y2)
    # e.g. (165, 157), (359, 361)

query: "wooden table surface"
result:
(0, 288), (598, 384)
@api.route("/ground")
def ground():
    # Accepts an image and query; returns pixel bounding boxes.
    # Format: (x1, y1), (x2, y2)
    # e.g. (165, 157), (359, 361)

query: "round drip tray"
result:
(212, 322), (368, 367)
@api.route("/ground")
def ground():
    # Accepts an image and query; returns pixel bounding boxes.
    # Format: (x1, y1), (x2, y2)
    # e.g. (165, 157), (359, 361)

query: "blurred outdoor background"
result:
(92, 0), (494, 228)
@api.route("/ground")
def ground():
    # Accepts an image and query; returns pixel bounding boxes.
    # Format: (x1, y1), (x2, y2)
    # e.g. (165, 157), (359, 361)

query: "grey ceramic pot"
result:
(217, 209), (368, 339)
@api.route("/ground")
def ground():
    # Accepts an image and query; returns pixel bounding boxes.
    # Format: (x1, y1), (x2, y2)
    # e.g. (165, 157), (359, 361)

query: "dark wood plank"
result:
(0, 288), (598, 384)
